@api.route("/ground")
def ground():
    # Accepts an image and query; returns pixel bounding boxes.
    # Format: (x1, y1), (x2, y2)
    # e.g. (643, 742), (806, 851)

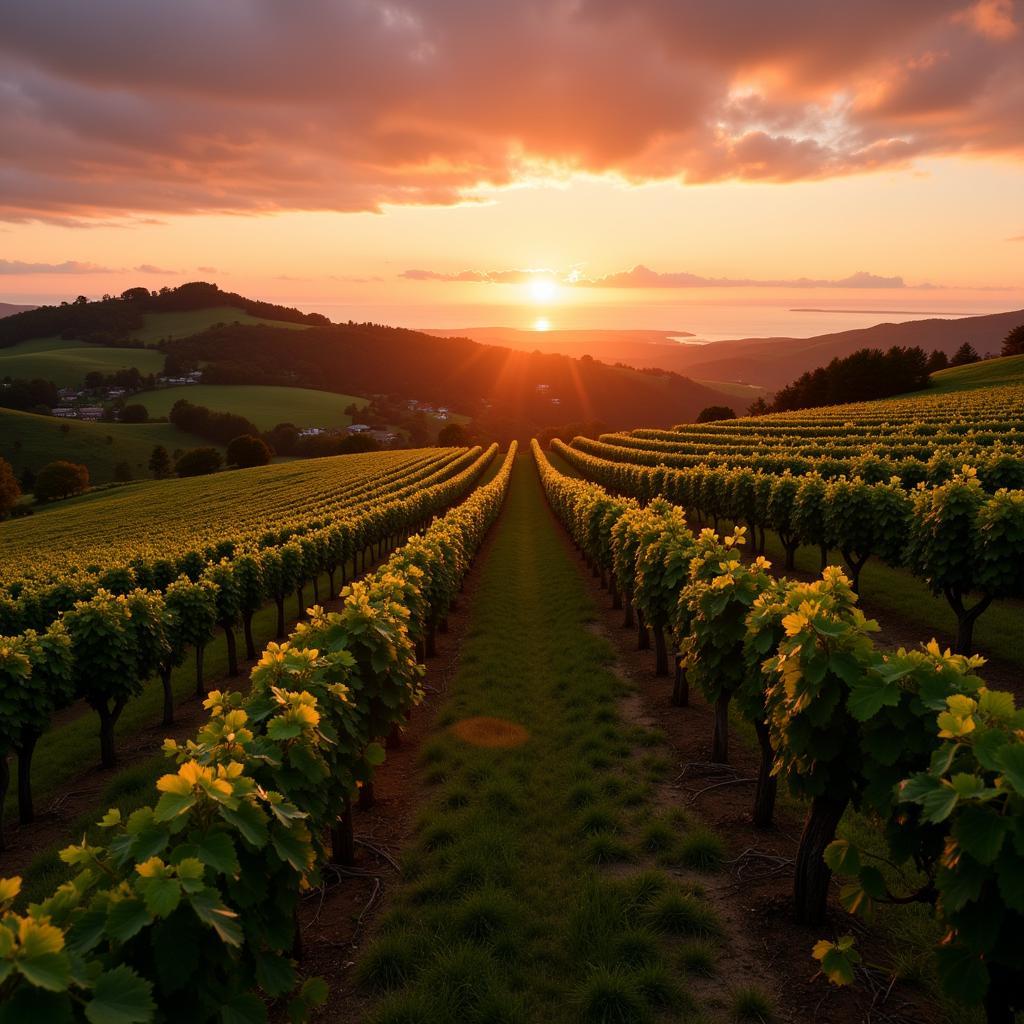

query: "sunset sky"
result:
(2, 0), (1023, 334)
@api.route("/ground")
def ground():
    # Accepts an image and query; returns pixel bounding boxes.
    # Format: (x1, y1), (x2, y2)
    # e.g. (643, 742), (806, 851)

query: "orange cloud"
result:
(1, 1), (1022, 223)
(400, 265), (928, 289)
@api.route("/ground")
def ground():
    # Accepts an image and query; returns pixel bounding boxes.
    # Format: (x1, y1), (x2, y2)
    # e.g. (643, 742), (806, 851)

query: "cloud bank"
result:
(1, 0), (1022, 223)
(400, 265), (925, 289)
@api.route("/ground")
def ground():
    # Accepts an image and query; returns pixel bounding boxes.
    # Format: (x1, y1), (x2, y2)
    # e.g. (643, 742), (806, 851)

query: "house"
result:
(57, 387), (81, 401)
(535, 383), (550, 392)
(366, 429), (399, 445)
(347, 423), (370, 433)
(52, 407), (77, 418)
(78, 406), (105, 421)
(298, 427), (326, 438)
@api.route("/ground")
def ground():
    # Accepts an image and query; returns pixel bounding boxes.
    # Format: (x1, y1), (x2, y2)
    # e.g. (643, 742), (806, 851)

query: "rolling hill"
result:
(0, 407), (216, 485)
(132, 384), (369, 430)
(0, 302), (35, 318)
(437, 310), (1024, 392)
(0, 336), (165, 386)
(166, 321), (736, 434)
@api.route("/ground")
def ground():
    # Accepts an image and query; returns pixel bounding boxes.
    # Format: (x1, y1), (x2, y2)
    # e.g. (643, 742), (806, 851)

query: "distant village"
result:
(45, 376), (456, 449)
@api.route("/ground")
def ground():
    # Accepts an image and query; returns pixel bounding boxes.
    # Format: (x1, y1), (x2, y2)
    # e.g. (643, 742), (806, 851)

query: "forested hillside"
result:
(166, 321), (730, 431)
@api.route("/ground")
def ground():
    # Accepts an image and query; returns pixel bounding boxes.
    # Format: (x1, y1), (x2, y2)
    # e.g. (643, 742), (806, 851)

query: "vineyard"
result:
(0, 367), (1022, 1024)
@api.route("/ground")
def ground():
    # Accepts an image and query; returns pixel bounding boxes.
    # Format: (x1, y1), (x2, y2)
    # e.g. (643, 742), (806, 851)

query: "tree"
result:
(747, 397), (770, 416)
(681, 528), (772, 764)
(233, 553), (266, 661)
(905, 473), (1024, 653)
(436, 422), (469, 447)
(695, 405), (736, 423)
(63, 591), (140, 768)
(34, 460), (89, 501)
(0, 457), (20, 517)
(175, 446), (222, 477)
(148, 445), (171, 478)
(114, 461), (133, 483)
(226, 434), (272, 468)
(950, 342), (980, 366)
(164, 577), (218, 699)
(926, 349), (949, 373)
(1002, 323), (1024, 356)
(762, 569), (881, 924)
(119, 403), (148, 423)
(264, 422), (298, 456)
(203, 561), (242, 678)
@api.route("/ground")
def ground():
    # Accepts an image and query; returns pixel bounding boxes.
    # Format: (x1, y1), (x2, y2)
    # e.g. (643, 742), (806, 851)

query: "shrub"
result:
(34, 460), (89, 501)
(0, 457), (20, 516)
(226, 434), (272, 468)
(175, 446), (222, 477)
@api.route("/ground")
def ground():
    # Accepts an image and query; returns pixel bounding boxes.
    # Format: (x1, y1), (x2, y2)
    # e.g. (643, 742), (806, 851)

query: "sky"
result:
(2, 0), (1023, 335)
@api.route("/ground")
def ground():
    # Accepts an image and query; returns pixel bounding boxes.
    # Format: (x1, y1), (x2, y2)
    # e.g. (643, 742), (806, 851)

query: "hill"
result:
(132, 384), (369, 430)
(439, 311), (1024, 392)
(661, 308), (1024, 389)
(0, 281), (328, 349)
(165, 321), (735, 435)
(0, 336), (165, 386)
(928, 352), (1024, 394)
(0, 302), (35, 318)
(0, 407), (216, 485)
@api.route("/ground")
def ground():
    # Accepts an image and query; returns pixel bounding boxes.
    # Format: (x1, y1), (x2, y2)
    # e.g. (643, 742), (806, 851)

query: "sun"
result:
(527, 277), (558, 303)
(533, 317), (551, 331)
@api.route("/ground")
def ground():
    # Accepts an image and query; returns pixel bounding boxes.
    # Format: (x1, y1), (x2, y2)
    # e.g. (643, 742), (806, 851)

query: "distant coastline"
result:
(790, 308), (971, 316)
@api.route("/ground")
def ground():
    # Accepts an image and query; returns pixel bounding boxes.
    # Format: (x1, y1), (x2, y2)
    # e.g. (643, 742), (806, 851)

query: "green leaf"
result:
(846, 677), (899, 721)
(135, 875), (181, 918)
(364, 742), (386, 767)
(287, 977), (328, 1023)
(84, 966), (156, 1024)
(824, 840), (860, 876)
(187, 888), (243, 947)
(271, 826), (311, 873)
(996, 744), (1024, 795)
(953, 805), (1008, 866)
(267, 718), (302, 741)
(219, 802), (268, 848)
(219, 991), (268, 1024)
(106, 899), (150, 943)
(254, 951), (296, 997)
(195, 832), (240, 878)
(812, 937), (861, 986)
(153, 791), (196, 824)
(17, 952), (71, 992)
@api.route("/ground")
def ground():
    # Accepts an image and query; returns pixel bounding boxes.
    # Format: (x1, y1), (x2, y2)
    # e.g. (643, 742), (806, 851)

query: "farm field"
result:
(131, 383), (369, 430)
(0, 335), (166, 386)
(0, 363), (1022, 1024)
(122, 306), (312, 343)
(0, 446), (472, 582)
(0, 406), (214, 485)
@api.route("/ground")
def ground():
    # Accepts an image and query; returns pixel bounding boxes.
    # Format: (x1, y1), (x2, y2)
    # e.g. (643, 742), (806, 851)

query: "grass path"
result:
(351, 457), (744, 1024)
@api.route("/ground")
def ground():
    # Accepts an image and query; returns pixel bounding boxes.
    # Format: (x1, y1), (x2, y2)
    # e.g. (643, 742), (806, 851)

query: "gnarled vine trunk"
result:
(16, 732), (38, 825)
(653, 627), (668, 677)
(793, 794), (849, 925)
(672, 657), (689, 707)
(711, 693), (731, 764)
(752, 720), (777, 829)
